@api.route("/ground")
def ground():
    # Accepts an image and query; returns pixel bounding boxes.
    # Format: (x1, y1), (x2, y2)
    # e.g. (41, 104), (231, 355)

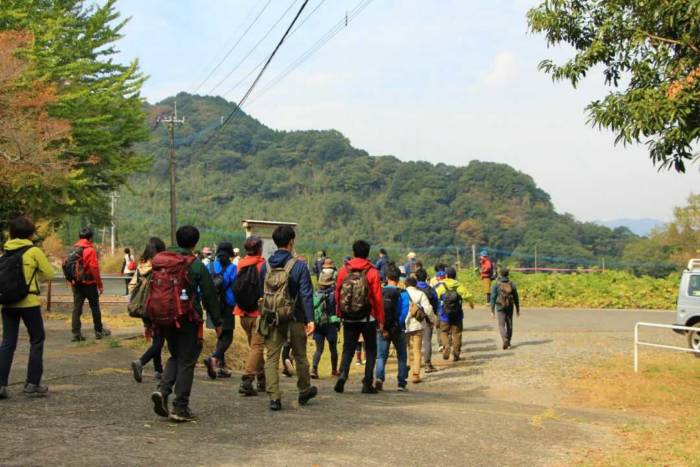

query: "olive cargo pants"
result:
(264, 320), (311, 401)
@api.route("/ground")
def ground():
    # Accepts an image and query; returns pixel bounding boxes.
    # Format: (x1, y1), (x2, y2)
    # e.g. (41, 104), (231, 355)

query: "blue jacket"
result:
(209, 259), (237, 307)
(383, 284), (410, 331)
(490, 278), (520, 312)
(268, 250), (315, 324)
(375, 256), (390, 282)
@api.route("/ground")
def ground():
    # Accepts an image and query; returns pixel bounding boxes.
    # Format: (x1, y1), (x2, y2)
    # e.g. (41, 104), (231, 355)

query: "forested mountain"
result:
(116, 93), (636, 267)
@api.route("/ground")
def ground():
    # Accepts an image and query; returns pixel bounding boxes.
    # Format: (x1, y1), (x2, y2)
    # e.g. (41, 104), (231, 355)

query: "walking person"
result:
(334, 240), (385, 394)
(490, 268), (520, 350)
(129, 237), (167, 383)
(374, 248), (391, 284)
(233, 236), (267, 396)
(374, 263), (409, 391)
(404, 276), (435, 383)
(65, 227), (110, 342)
(480, 250), (494, 303)
(403, 251), (418, 278)
(121, 247), (136, 295)
(311, 262), (340, 379)
(203, 242), (237, 379)
(258, 225), (317, 411)
(149, 225), (222, 423)
(415, 268), (439, 373)
(435, 267), (474, 362)
(0, 216), (54, 399)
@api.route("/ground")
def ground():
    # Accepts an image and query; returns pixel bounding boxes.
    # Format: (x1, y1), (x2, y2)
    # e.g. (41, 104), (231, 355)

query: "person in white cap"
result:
(201, 247), (213, 268)
(403, 252), (418, 277)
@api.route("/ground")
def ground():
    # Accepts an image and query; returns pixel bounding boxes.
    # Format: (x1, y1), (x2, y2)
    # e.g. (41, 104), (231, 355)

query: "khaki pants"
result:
(407, 331), (423, 381)
(482, 278), (492, 301)
(240, 316), (265, 383)
(439, 321), (463, 358)
(264, 320), (311, 401)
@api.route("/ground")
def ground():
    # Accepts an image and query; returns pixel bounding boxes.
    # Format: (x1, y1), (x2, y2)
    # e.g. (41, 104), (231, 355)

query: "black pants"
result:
(212, 329), (233, 366)
(71, 283), (103, 336)
(139, 333), (164, 373)
(497, 309), (514, 343)
(339, 321), (377, 385)
(282, 343), (292, 362)
(158, 320), (203, 409)
(0, 306), (45, 387)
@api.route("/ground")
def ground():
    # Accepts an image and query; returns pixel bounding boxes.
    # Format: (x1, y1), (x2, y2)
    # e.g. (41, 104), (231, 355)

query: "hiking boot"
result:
(361, 383), (378, 394)
(95, 328), (111, 340)
(310, 368), (319, 380)
(169, 407), (198, 423)
(72, 334), (86, 343)
(23, 383), (48, 397)
(203, 357), (218, 380)
(442, 347), (450, 360)
(217, 367), (232, 378)
(397, 384), (408, 392)
(331, 369), (340, 377)
(257, 379), (266, 393)
(283, 358), (294, 377)
(154, 372), (162, 381)
(131, 360), (143, 383)
(453, 354), (461, 362)
(151, 391), (169, 418)
(298, 386), (318, 406)
(270, 399), (282, 411)
(334, 376), (346, 394)
(412, 375), (422, 384)
(374, 380), (384, 392)
(0, 386), (7, 400)
(425, 363), (437, 373)
(505, 340), (511, 350)
(239, 380), (258, 397)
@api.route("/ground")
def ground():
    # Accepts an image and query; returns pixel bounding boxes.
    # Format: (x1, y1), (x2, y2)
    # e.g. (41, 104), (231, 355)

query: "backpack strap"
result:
(10, 246), (40, 295)
(284, 257), (298, 275)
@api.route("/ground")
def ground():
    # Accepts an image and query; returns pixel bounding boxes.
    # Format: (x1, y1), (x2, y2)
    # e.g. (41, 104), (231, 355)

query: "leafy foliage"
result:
(528, 0), (700, 171)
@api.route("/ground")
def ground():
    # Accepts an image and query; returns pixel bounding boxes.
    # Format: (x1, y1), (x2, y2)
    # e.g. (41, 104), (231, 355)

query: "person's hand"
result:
(215, 325), (223, 337)
(306, 322), (315, 336)
(98, 287), (104, 295)
(382, 329), (390, 338)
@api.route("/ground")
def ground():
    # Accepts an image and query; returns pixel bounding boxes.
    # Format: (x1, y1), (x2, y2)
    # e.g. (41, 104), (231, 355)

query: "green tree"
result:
(0, 0), (149, 224)
(528, 1), (700, 171)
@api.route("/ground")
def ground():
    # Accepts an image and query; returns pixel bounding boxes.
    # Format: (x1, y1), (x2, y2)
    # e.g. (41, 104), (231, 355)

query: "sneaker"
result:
(217, 367), (232, 378)
(453, 354), (461, 362)
(412, 376), (422, 384)
(374, 380), (384, 392)
(334, 377), (346, 394)
(505, 340), (511, 350)
(95, 328), (111, 340)
(397, 385), (408, 392)
(154, 372), (163, 381)
(203, 357), (218, 380)
(23, 383), (48, 397)
(425, 363), (437, 373)
(131, 360), (143, 383)
(256, 379), (266, 393)
(0, 386), (7, 399)
(151, 391), (169, 418)
(442, 347), (450, 360)
(310, 368), (319, 380)
(71, 334), (85, 343)
(361, 383), (378, 394)
(239, 380), (258, 397)
(331, 369), (340, 377)
(270, 399), (282, 411)
(298, 386), (318, 406)
(169, 407), (197, 423)
(355, 360), (362, 366)
(283, 358), (294, 376)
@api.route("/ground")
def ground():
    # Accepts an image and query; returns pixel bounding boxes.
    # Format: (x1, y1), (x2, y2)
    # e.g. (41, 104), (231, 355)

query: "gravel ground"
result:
(0, 307), (681, 466)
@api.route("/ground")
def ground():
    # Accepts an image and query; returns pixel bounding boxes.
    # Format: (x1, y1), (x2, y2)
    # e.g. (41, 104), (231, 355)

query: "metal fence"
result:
(634, 322), (700, 372)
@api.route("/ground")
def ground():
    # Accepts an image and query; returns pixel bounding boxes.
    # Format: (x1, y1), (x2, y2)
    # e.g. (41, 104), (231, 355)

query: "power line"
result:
(207, 0), (300, 96)
(192, 0), (273, 94)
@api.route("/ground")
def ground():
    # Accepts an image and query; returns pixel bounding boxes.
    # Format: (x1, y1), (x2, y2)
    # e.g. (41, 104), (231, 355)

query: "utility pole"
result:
(534, 245), (539, 273)
(110, 191), (119, 255)
(472, 244), (477, 270)
(159, 102), (186, 245)
(455, 246), (461, 270)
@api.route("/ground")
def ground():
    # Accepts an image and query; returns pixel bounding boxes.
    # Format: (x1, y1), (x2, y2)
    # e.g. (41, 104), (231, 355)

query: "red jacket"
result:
(75, 239), (103, 289)
(480, 257), (493, 279)
(335, 258), (384, 327)
(234, 254), (266, 318)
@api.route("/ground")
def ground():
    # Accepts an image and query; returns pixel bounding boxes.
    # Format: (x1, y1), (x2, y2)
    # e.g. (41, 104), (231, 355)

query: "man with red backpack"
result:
(149, 225), (221, 423)
(64, 227), (110, 342)
(334, 240), (384, 395)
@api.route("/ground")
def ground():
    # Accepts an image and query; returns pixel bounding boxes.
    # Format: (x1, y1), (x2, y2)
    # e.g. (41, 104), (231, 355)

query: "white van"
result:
(675, 259), (700, 354)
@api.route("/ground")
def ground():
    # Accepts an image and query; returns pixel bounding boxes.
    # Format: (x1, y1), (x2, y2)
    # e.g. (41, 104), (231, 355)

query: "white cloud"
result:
(482, 51), (518, 87)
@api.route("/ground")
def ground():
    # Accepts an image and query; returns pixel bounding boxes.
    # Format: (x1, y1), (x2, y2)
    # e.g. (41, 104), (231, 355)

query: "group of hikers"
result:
(0, 216), (521, 422)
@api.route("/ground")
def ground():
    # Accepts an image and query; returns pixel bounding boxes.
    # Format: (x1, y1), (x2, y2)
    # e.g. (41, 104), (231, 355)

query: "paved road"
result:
(0, 308), (681, 466)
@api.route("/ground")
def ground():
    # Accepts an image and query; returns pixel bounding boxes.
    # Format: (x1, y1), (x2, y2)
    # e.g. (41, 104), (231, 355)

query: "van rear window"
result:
(689, 275), (700, 297)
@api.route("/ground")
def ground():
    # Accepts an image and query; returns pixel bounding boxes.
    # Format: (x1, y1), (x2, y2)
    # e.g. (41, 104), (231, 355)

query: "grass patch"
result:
(565, 350), (700, 466)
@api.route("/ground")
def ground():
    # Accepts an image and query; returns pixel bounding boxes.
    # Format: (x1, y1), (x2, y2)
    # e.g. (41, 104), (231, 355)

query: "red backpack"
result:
(145, 252), (197, 327)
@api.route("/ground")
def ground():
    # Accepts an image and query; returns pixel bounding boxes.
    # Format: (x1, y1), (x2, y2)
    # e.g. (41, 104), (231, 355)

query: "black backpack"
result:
(0, 246), (38, 305)
(441, 285), (463, 316)
(62, 247), (85, 284)
(232, 264), (262, 312)
(208, 261), (227, 295)
(382, 287), (402, 335)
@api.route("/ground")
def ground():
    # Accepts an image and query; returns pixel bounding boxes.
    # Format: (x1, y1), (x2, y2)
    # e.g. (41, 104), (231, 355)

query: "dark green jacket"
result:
(169, 247), (222, 327)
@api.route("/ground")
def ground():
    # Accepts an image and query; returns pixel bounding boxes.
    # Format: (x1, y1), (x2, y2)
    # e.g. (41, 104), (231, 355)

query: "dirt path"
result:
(0, 308), (679, 466)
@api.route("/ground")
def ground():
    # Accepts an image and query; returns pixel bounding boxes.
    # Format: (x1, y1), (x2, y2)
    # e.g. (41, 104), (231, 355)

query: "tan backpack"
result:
(259, 257), (298, 324)
(408, 294), (426, 323)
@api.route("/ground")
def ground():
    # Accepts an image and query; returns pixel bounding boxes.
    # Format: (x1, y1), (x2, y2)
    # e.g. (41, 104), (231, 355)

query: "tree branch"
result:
(641, 31), (700, 54)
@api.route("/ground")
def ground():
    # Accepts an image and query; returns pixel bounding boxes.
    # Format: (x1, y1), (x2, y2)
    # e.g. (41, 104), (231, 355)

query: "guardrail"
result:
(634, 322), (700, 372)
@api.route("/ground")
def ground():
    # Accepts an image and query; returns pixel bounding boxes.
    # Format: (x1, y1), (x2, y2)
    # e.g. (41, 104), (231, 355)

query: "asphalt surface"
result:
(0, 308), (681, 466)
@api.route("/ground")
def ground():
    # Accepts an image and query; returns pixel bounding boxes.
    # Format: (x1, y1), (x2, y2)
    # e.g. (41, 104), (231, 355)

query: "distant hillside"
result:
(116, 93), (637, 266)
(596, 219), (665, 237)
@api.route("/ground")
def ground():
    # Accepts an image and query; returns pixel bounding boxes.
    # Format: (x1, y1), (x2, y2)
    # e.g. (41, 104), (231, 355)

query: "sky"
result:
(113, 0), (699, 223)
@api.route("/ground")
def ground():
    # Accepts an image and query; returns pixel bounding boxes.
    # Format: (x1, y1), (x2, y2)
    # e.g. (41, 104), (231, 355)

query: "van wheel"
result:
(688, 323), (700, 358)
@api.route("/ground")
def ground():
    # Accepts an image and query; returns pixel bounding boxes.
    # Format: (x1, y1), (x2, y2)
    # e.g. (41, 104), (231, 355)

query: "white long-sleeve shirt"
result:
(404, 286), (435, 333)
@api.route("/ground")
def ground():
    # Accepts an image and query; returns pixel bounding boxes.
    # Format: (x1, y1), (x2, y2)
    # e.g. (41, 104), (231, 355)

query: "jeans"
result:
(312, 325), (338, 372)
(240, 316), (265, 384)
(339, 321), (377, 385)
(0, 307), (45, 386)
(497, 309), (514, 343)
(139, 333), (164, 373)
(264, 320), (311, 401)
(422, 322), (434, 364)
(71, 283), (104, 336)
(375, 330), (407, 387)
(159, 320), (203, 409)
(212, 329), (233, 366)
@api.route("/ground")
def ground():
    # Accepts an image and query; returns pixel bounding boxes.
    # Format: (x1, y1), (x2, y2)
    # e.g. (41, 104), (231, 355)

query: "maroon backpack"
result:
(145, 252), (197, 327)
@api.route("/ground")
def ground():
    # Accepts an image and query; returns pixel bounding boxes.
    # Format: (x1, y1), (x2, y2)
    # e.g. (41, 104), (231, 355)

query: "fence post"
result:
(634, 323), (639, 373)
